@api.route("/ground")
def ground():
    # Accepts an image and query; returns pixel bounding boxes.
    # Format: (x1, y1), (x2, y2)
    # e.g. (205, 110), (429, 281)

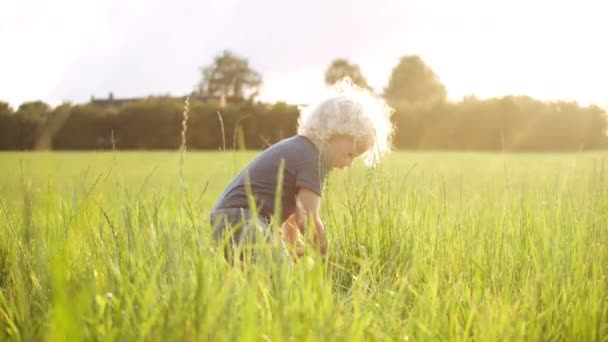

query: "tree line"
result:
(1, 51), (606, 151)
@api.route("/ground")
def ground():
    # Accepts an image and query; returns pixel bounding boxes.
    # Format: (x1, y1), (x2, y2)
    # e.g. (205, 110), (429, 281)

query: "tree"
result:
(0, 101), (13, 116)
(0, 102), (15, 149)
(198, 50), (262, 107)
(53, 104), (115, 150)
(16, 101), (50, 121)
(324, 58), (372, 89)
(13, 101), (50, 149)
(114, 98), (183, 149)
(384, 56), (446, 107)
(36, 103), (73, 150)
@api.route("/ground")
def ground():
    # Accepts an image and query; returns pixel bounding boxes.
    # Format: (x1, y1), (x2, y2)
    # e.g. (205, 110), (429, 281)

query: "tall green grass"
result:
(0, 151), (607, 341)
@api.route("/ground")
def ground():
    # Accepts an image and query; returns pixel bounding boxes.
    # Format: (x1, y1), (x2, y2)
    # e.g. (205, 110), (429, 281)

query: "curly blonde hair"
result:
(297, 78), (394, 166)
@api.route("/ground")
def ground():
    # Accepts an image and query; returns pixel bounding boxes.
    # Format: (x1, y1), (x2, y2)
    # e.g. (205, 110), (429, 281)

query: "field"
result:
(0, 151), (607, 341)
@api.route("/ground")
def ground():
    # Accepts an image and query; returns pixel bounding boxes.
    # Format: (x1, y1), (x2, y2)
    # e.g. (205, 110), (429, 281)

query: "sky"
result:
(1, 0), (607, 109)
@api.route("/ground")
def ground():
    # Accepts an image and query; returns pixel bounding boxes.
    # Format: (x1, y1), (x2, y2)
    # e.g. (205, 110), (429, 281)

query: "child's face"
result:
(326, 135), (372, 170)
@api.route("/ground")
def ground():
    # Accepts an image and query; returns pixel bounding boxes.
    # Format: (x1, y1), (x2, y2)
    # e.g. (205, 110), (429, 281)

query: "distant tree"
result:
(384, 55), (446, 107)
(13, 101), (50, 149)
(16, 101), (50, 121)
(0, 101), (13, 116)
(197, 50), (262, 107)
(53, 104), (116, 150)
(35, 103), (73, 150)
(324, 58), (372, 90)
(0, 101), (15, 149)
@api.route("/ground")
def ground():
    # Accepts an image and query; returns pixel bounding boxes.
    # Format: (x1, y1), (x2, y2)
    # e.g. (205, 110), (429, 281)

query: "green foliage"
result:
(325, 58), (372, 90)
(1, 95), (606, 151)
(114, 98), (184, 149)
(0, 101), (50, 149)
(0, 103), (17, 149)
(0, 102), (13, 116)
(53, 104), (116, 150)
(391, 97), (608, 150)
(2, 54), (606, 151)
(198, 50), (262, 101)
(384, 55), (447, 107)
(0, 151), (607, 340)
(15, 101), (50, 123)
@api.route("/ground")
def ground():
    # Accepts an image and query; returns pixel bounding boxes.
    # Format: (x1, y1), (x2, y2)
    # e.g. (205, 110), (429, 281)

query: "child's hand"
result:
(294, 238), (306, 258)
(314, 229), (328, 256)
(282, 215), (299, 244)
(282, 214), (306, 258)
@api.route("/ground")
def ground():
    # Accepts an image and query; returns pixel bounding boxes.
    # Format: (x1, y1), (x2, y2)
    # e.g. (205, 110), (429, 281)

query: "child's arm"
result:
(295, 187), (327, 256)
(282, 214), (299, 244)
(282, 214), (305, 257)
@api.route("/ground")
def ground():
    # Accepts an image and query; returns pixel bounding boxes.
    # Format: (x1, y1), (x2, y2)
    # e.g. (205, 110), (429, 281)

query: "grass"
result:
(0, 151), (607, 341)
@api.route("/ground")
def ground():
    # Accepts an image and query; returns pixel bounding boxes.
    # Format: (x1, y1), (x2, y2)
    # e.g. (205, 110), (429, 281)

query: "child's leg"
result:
(209, 208), (272, 262)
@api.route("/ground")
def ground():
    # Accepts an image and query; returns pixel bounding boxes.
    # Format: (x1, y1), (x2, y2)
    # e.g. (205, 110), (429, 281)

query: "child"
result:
(209, 80), (393, 257)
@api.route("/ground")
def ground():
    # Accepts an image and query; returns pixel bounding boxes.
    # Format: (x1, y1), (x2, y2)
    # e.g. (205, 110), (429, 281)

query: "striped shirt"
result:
(212, 135), (328, 222)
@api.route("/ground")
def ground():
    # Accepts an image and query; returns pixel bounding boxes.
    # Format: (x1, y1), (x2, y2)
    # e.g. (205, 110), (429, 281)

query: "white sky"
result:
(1, 0), (607, 109)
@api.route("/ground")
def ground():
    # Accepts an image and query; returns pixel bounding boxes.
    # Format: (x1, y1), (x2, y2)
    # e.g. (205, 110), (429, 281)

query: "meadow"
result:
(0, 151), (607, 341)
